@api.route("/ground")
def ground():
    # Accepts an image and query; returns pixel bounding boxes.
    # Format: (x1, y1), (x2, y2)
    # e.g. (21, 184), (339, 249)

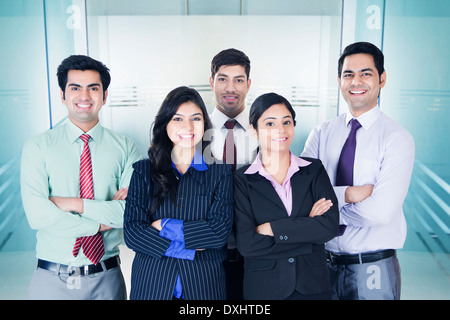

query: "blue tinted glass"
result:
(0, 0), (48, 251)
(383, 0), (450, 255)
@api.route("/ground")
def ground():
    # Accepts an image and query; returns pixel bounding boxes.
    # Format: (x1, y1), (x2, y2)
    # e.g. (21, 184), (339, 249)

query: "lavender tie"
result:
(335, 118), (361, 236)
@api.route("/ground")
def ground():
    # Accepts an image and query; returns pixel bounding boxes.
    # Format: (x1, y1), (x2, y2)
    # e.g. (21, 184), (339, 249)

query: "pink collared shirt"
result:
(245, 152), (311, 216)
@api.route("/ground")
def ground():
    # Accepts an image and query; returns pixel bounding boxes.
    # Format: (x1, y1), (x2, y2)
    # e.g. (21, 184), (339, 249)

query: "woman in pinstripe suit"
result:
(124, 86), (233, 300)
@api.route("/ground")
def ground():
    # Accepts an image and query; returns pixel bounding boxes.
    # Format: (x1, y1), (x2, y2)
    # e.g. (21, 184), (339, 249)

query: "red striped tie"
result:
(72, 134), (104, 265)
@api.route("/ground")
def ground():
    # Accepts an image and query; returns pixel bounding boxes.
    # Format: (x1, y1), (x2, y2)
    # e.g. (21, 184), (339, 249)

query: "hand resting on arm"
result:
(256, 198), (334, 236)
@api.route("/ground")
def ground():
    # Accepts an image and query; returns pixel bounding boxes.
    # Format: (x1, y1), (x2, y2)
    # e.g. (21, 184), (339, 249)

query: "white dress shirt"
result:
(301, 105), (415, 254)
(207, 108), (258, 170)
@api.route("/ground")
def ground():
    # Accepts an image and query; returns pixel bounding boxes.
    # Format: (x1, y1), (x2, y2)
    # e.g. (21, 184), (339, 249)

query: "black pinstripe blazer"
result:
(124, 159), (233, 300)
(234, 157), (339, 299)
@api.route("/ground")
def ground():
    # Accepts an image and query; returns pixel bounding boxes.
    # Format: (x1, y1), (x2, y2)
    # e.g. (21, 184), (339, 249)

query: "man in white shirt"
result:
(301, 42), (415, 300)
(208, 48), (258, 169)
(208, 48), (258, 299)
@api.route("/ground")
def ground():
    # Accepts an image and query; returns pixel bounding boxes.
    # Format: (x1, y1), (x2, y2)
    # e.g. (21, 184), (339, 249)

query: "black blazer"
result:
(124, 159), (233, 300)
(234, 157), (339, 299)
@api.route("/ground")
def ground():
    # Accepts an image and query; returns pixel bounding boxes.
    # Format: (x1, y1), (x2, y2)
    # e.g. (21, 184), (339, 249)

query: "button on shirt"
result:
(301, 106), (415, 254)
(21, 121), (141, 266)
(245, 152), (311, 216)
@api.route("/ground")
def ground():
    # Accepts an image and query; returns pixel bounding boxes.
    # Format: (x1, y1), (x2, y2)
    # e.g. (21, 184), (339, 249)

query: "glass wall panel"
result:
(86, 0), (342, 157)
(0, 0), (94, 252)
(44, 0), (89, 127)
(382, 0), (450, 256)
(0, 0), (48, 251)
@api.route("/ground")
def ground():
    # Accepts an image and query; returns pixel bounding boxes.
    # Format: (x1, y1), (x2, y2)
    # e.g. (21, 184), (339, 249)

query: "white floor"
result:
(0, 246), (448, 300)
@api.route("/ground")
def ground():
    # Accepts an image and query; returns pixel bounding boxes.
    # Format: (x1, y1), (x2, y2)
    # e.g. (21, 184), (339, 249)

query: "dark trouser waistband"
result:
(225, 248), (244, 262)
(37, 256), (120, 276)
(326, 249), (396, 265)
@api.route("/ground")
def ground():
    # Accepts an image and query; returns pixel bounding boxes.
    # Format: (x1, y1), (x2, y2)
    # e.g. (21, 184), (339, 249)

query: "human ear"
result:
(249, 124), (258, 140)
(379, 71), (387, 88)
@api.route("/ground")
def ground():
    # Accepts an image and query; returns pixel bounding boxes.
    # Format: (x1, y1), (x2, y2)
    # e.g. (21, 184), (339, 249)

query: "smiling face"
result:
(251, 103), (294, 156)
(338, 53), (386, 117)
(61, 69), (107, 132)
(209, 64), (251, 118)
(166, 101), (205, 152)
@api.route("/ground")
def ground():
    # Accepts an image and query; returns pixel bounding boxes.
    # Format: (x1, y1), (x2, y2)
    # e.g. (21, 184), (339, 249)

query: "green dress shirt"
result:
(21, 121), (141, 266)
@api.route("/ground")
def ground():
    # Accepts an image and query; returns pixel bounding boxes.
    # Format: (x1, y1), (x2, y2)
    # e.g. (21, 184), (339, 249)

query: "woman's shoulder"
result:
(132, 158), (151, 172)
(297, 156), (325, 174)
(233, 164), (251, 179)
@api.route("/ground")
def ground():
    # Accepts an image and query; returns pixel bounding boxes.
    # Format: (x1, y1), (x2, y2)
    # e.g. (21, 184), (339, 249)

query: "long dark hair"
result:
(148, 86), (212, 214)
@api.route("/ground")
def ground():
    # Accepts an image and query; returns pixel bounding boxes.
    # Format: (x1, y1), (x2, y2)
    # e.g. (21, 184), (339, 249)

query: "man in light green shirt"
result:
(21, 55), (141, 299)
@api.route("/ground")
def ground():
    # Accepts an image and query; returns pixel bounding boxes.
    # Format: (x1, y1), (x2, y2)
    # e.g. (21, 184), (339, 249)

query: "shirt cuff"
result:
(333, 186), (349, 223)
(159, 218), (185, 242)
(165, 240), (196, 260)
(160, 218), (195, 260)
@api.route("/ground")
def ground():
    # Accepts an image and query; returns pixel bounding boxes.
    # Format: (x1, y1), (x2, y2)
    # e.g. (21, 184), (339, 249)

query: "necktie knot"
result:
(80, 134), (91, 144)
(350, 119), (362, 131)
(224, 120), (236, 130)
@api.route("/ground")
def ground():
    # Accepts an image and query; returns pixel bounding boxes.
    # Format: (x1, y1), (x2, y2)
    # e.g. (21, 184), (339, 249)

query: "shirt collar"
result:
(211, 107), (250, 131)
(171, 149), (208, 175)
(66, 120), (103, 144)
(245, 151), (311, 180)
(345, 104), (381, 130)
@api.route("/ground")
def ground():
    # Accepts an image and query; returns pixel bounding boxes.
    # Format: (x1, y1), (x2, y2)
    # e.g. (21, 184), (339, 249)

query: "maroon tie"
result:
(223, 120), (237, 172)
(72, 134), (104, 265)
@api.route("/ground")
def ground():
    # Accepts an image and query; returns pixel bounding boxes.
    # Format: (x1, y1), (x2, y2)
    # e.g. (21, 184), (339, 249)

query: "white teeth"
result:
(77, 104), (91, 108)
(180, 134), (194, 139)
(350, 90), (365, 94)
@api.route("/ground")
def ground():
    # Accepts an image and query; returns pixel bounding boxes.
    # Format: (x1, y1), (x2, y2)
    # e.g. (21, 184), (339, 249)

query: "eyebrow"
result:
(67, 83), (101, 88)
(216, 73), (246, 79)
(174, 112), (203, 117)
(343, 68), (374, 74)
(263, 115), (293, 121)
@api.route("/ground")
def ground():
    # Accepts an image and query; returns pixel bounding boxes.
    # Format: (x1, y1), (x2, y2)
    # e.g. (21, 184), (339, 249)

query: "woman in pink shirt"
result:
(233, 92), (339, 300)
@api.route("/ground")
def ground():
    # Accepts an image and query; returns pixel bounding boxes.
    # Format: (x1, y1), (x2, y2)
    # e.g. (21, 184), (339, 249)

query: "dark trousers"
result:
(328, 254), (401, 300)
(223, 248), (244, 300)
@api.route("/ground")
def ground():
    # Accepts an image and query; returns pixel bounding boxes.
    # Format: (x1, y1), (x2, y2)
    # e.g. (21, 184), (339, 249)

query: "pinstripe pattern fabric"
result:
(72, 134), (104, 265)
(124, 159), (233, 300)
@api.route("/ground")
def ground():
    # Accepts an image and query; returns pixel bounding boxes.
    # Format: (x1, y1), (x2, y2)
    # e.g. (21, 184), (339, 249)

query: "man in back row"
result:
(302, 41), (415, 300)
(208, 48), (258, 299)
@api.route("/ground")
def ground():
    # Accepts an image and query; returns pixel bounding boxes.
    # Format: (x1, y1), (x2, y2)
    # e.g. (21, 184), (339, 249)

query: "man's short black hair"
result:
(57, 55), (111, 98)
(211, 48), (251, 80)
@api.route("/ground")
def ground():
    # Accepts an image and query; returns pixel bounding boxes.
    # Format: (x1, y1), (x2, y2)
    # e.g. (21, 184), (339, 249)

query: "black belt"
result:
(326, 249), (396, 265)
(37, 256), (120, 276)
